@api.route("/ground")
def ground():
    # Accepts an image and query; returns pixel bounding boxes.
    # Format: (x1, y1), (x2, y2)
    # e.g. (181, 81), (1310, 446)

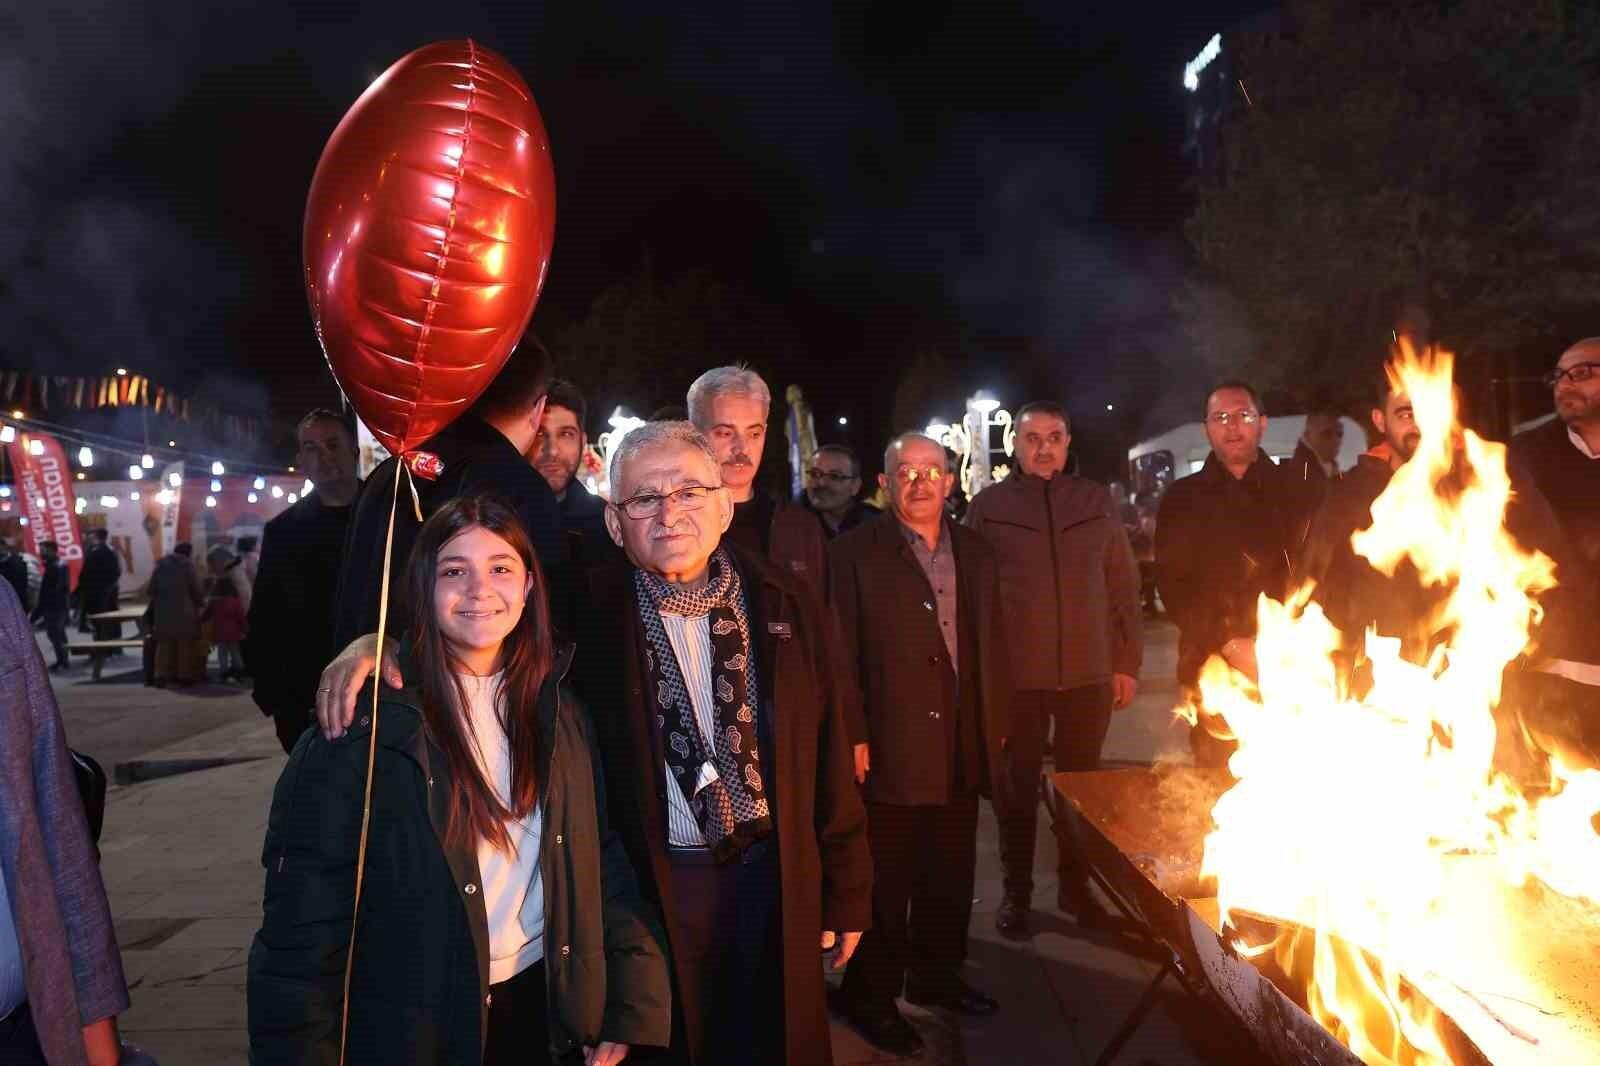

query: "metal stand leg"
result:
(1093, 957), (1175, 1066)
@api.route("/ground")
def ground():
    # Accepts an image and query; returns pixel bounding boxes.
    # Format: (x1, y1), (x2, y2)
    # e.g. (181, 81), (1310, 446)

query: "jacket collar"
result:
(1201, 448), (1274, 486)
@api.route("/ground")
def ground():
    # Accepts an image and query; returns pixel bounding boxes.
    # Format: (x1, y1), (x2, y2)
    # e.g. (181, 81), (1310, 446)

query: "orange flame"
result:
(1190, 341), (1600, 1064)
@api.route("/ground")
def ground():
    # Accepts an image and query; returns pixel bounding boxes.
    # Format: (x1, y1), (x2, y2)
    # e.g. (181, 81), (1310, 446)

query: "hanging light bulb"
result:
(17, 517), (26, 527)
(210, 479), (222, 493)
(287, 492), (299, 504)
(155, 489), (173, 506)
(302, 478), (314, 495)
(141, 453), (154, 469)
(129, 491), (141, 502)
(205, 495), (217, 508)
(167, 471), (182, 488)
(211, 460), (225, 476)
(0, 426), (13, 443)
(0, 487), (8, 498)
(247, 492), (259, 504)
(98, 496), (118, 508)
(78, 446), (94, 466)
(27, 439), (43, 456)
(76, 472), (85, 481)
(128, 465), (144, 480)
(252, 476), (266, 490)
(75, 498), (86, 514)
(270, 485), (284, 499)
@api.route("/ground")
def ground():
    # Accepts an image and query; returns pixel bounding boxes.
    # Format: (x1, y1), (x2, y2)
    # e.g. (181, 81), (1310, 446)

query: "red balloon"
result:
(305, 40), (556, 457)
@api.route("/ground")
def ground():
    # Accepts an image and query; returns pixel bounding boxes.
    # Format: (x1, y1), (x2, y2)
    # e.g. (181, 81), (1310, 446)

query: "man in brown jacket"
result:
(687, 366), (829, 591)
(965, 401), (1143, 937)
(831, 432), (1010, 1056)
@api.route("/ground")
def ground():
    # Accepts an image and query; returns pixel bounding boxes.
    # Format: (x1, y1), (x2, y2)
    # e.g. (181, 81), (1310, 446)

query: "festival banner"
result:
(4, 430), (85, 584)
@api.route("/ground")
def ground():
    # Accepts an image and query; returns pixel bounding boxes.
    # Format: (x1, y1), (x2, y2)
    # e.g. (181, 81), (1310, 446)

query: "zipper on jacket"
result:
(1044, 478), (1064, 689)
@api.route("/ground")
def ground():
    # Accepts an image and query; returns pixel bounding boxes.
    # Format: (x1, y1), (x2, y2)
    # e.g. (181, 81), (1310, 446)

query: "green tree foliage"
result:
(1188, 0), (1600, 409)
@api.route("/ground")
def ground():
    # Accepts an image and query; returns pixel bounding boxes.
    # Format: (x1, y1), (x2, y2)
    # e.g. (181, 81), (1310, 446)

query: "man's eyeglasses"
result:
(1545, 362), (1600, 388)
(806, 469), (855, 484)
(1207, 409), (1260, 427)
(893, 466), (947, 484)
(612, 484), (720, 520)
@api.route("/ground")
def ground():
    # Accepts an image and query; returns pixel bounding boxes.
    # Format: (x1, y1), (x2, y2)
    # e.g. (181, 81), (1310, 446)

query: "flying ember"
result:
(1185, 341), (1600, 1065)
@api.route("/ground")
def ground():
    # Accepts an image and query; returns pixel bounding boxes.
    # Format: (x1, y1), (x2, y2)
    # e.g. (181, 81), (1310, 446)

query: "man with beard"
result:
(801, 445), (879, 540)
(831, 433), (1009, 1055)
(686, 366), (828, 591)
(249, 410), (363, 753)
(312, 422), (872, 1066)
(1156, 382), (1297, 767)
(529, 378), (609, 554)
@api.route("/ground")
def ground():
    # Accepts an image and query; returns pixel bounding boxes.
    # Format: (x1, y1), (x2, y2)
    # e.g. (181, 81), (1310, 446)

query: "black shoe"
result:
(905, 974), (999, 1017)
(839, 1000), (924, 1058)
(995, 897), (1031, 939)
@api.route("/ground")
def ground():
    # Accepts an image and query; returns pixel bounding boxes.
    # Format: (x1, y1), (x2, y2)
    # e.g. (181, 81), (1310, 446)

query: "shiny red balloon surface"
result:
(305, 39), (555, 456)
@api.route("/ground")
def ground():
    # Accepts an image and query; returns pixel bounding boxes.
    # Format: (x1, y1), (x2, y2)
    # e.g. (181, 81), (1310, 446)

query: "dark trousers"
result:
(841, 793), (979, 1014)
(41, 610), (69, 668)
(484, 958), (552, 1066)
(0, 1003), (47, 1066)
(997, 684), (1113, 904)
(667, 841), (784, 1066)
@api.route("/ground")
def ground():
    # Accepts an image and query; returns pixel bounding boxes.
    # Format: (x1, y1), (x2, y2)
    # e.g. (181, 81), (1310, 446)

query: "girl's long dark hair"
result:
(406, 496), (552, 851)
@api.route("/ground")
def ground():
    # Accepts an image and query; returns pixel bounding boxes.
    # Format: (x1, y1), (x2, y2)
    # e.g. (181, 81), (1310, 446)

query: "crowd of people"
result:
(4, 334), (1595, 1066)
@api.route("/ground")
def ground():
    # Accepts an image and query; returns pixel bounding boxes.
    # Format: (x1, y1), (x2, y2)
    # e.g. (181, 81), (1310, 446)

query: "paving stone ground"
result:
(47, 619), (1245, 1066)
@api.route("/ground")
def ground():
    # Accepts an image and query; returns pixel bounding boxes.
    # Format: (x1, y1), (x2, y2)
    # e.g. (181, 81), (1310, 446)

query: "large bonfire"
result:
(1187, 343), (1600, 1065)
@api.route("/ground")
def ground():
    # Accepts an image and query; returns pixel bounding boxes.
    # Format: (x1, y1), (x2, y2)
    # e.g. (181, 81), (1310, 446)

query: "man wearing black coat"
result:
(1156, 382), (1297, 767)
(528, 378), (616, 565)
(32, 540), (71, 672)
(830, 432), (1010, 1056)
(74, 529), (120, 638)
(0, 539), (29, 612)
(249, 410), (362, 753)
(331, 340), (567, 649)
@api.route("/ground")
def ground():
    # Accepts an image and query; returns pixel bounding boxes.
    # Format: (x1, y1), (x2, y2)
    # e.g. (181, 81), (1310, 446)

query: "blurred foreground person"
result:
(831, 433), (1008, 1056)
(248, 497), (670, 1066)
(1156, 382), (1297, 768)
(965, 402), (1141, 936)
(0, 580), (130, 1065)
(310, 422), (871, 1065)
(250, 410), (362, 752)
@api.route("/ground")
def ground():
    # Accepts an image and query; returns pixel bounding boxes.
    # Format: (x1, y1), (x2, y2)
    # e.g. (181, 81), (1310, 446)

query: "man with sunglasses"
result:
(1156, 381), (1298, 768)
(248, 409), (362, 753)
(801, 444), (879, 539)
(830, 433), (1010, 1056)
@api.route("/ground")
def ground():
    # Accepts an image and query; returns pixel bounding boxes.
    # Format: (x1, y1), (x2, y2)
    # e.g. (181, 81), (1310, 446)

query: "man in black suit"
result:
(830, 432), (1011, 1056)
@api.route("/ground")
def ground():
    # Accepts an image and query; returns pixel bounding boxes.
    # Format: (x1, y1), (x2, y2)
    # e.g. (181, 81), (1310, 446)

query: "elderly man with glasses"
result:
(1155, 381), (1298, 768)
(801, 444), (880, 539)
(828, 432), (1010, 1056)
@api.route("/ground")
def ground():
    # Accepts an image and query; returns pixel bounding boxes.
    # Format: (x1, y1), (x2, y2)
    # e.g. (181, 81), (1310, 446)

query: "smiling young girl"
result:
(248, 496), (670, 1066)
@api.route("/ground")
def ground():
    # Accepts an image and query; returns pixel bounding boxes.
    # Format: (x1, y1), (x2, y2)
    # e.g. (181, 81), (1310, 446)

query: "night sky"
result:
(2, 0), (1265, 473)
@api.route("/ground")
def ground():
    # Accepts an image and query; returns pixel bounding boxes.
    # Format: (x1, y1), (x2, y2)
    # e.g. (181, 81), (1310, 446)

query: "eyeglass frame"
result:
(1205, 409), (1261, 427)
(889, 465), (948, 484)
(609, 482), (725, 520)
(1545, 361), (1600, 388)
(806, 468), (857, 485)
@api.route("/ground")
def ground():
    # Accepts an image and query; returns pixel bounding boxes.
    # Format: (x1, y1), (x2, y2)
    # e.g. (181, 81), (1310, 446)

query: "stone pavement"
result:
(46, 619), (1240, 1066)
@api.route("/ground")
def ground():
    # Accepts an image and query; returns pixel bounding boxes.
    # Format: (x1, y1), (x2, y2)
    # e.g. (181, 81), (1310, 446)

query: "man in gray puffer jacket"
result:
(965, 401), (1142, 937)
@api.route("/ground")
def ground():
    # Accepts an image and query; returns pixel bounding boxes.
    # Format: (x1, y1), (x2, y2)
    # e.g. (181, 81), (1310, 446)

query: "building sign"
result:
(1184, 33), (1222, 91)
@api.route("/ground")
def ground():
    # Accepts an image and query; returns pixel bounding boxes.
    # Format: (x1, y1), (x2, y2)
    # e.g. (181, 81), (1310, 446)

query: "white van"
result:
(1127, 414), (1367, 502)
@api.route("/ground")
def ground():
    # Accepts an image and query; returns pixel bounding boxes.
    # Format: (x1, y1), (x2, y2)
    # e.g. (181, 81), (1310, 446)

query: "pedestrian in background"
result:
(203, 547), (248, 683)
(75, 529), (121, 640)
(0, 578), (131, 1065)
(801, 444), (879, 540)
(964, 401), (1142, 936)
(145, 542), (205, 687)
(831, 432), (1009, 1056)
(0, 539), (28, 612)
(31, 539), (71, 673)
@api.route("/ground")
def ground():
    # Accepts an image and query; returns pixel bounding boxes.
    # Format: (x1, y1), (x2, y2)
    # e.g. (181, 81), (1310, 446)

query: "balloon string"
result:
(338, 459), (403, 1066)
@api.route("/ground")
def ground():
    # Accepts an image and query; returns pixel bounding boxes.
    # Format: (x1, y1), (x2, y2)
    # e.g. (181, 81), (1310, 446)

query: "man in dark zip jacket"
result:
(964, 402), (1142, 936)
(1156, 382), (1298, 769)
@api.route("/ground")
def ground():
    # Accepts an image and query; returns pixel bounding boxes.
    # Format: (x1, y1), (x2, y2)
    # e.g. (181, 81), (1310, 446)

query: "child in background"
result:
(203, 546), (248, 682)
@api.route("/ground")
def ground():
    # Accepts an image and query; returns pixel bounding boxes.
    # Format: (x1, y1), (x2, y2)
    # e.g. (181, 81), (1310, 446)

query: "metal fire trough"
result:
(1049, 767), (1600, 1066)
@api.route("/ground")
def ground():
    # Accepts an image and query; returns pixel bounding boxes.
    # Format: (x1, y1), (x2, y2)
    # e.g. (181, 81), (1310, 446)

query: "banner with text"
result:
(5, 430), (84, 585)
